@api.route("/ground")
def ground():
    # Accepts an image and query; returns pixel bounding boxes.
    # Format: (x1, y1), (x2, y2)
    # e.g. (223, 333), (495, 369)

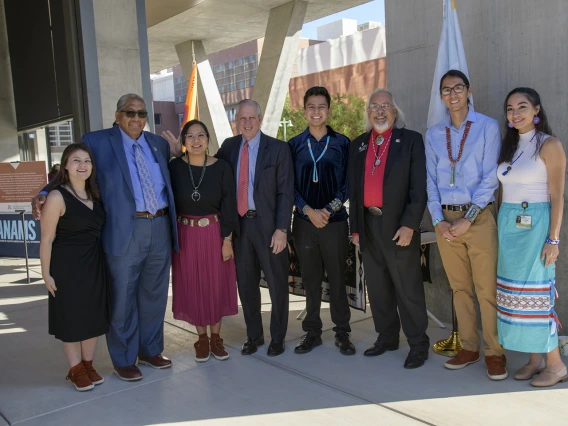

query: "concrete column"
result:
(254, 0), (307, 137)
(89, 0), (148, 129)
(176, 40), (233, 154)
(0, 0), (19, 162)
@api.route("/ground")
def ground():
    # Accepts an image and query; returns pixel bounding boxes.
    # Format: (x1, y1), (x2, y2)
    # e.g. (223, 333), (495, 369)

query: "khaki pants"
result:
(435, 204), (503, 357)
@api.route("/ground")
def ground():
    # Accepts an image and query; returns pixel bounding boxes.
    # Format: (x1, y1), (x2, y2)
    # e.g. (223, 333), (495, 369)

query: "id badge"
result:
(516, 215), (532, 229)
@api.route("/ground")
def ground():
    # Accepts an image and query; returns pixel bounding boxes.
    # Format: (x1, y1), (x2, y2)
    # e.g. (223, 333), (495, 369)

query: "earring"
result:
(507, 122), (514, 128)
(533, 116), (540, 124)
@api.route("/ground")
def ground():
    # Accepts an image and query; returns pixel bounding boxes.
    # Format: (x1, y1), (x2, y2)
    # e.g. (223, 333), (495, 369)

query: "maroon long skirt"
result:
(172, 214), (238, 326)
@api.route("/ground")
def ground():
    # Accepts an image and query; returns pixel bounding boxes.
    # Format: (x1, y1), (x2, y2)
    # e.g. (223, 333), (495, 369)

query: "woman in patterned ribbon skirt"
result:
(497, 87), (567, 387)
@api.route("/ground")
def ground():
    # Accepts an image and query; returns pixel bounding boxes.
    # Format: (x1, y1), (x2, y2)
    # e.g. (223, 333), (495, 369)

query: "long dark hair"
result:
(498, 87), (553, 164)
(49, 143), (101, 203)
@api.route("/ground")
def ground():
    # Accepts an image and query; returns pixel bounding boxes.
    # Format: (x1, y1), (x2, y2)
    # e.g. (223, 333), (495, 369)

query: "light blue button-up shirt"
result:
(235, 130), (261, 210)
(120, 128), (168, 211)
(425, 107), (501, 223)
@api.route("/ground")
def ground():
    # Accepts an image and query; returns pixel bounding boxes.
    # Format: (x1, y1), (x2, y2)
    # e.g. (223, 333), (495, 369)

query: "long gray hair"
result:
(364, 88), (406, 132)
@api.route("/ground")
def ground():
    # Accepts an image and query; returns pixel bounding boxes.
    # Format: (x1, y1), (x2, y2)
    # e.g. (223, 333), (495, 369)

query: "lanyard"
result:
(307, 136), (330, 183)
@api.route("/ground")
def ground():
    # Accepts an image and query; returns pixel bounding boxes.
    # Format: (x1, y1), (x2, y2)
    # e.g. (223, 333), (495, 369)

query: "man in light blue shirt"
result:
(425, 70), (506, 380)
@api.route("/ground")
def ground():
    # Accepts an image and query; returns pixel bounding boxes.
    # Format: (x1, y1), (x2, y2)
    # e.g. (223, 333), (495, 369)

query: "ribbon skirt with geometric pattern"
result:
(497, 202), (559, 353)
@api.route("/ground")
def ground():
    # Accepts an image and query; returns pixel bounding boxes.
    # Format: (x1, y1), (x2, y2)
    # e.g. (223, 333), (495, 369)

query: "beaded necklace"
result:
(445, 120), (472, 187)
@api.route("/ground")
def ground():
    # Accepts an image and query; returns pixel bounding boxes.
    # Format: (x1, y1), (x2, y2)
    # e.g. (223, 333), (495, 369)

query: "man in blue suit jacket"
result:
(34, 94), (179, 381)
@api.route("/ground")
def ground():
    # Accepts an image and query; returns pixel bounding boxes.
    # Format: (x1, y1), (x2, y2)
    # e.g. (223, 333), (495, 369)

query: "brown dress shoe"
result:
(82, 360), (104, 385)
(444, 349), (480, 370)
(486, 354), (508, 381)
(194, 333), (210, 362)
(210, 333), (230, 361)
(137, 354), (173, 369)
(66, 362), (94, 391)
(113, 365), (143, 381)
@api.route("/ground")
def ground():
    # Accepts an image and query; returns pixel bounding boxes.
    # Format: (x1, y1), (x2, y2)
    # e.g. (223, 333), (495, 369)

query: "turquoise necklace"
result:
(307, 136), (330, 183)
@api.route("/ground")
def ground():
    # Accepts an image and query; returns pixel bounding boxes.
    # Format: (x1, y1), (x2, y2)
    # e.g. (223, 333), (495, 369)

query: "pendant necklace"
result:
(66, 184), (90, 203)
(307, 135), (330, 183)
(371, 133), (392, 174)
(445, 121), (472, 187)
(187, 155), (207, 201)
(502, 132), (537, 176)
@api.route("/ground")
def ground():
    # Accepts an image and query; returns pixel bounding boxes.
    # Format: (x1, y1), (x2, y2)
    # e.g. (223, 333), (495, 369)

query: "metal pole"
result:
(16, 210), (30, 284)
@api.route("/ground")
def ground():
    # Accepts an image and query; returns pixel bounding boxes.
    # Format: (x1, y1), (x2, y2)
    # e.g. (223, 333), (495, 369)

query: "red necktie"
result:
(238, 140), (249, 216)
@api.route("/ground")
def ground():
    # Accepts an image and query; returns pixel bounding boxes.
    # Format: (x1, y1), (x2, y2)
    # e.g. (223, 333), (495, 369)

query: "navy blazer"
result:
(216, 132), (294, 244)
(80, 127), (179, 256)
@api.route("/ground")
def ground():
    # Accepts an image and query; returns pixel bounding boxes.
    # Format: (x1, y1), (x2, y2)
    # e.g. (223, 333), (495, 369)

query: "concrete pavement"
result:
(1, 257), (567, 425)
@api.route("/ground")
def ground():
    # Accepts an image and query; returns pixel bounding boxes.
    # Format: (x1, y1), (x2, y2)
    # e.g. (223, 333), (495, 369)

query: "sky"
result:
(301, 0), (385, 39)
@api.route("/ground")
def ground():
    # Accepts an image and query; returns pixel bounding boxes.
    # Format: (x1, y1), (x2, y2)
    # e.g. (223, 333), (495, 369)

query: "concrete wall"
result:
(0, 0), (19, 162)
(385, 0), (568, 333)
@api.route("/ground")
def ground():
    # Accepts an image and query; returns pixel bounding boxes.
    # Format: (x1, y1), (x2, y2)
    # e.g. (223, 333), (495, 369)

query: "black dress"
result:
(48, 186), (110, 342)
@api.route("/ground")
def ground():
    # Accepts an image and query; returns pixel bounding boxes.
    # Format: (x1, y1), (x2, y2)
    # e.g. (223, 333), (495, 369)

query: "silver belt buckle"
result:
(368, 206), (383, 216)
(198, 218), (210, 227)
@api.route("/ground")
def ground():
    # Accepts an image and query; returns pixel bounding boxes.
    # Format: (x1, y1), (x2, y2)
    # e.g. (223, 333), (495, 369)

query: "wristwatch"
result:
(223, 236), (232, 242)
(278, 229), (287, 233)
(301, 204), (310, 215)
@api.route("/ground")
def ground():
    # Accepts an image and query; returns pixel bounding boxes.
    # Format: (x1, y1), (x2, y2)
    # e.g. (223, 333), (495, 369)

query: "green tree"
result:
(276, 93), (366, 141)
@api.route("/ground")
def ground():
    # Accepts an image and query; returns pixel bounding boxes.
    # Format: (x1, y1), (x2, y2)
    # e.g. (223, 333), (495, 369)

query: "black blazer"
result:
(216, 132), (294, 243)
(348, 128), (427, 252)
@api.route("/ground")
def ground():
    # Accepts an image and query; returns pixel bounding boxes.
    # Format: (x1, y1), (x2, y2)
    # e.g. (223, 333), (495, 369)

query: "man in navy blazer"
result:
(34, 94), (179, 381)
(216, 99), (294, 357)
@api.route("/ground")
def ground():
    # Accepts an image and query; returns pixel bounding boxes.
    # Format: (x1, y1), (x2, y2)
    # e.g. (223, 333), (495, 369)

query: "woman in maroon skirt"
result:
(169, 119), (239, 362)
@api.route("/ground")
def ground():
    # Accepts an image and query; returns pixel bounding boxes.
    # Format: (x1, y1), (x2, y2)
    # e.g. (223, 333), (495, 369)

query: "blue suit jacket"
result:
(81, 127), (179, 256)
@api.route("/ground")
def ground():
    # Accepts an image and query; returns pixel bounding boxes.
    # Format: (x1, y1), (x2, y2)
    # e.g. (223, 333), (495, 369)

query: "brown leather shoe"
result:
(137, 354), (173, 369)
(194, 333), (210, 362)
(82, 360), (104, 385)
(113, 365), (143, 381)
(444, 349), (480, 370)
(210, 333), (230, 361)
(66, 362), (94, 391)
(486, 354), (508, 381)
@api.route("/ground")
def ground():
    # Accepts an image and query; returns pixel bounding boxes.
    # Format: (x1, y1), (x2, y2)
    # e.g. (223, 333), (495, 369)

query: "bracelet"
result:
(223, 236), (232, 242)
(546, 238), (560, 245)
(302, 204), (310, 215)
(328, 198), (343, 212)
(464, 204), (481, 223)
(432, 218), (442, 227)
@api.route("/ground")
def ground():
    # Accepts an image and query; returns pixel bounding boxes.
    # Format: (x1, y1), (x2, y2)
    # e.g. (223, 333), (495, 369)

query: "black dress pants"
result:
(361, 211), (429, 350)
(293, 218), (351, 337)
(234, 217), (289, 343)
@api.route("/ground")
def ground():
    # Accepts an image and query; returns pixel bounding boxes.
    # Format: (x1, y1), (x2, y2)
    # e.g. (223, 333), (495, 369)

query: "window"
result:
(178, 114), (184, 128)
(154, 113), (162, 125)
(249, 78), (256, 86)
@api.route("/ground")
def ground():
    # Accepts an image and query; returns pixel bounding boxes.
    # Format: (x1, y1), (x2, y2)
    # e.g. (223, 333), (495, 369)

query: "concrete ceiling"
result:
(146, 0), (372, 72)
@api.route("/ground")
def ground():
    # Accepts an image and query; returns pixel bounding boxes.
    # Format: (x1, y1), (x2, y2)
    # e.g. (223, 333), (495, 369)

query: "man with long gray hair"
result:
(348, 89), (430, 369)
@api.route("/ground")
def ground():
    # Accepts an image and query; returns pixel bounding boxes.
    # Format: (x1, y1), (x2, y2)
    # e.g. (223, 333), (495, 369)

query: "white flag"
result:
(427, 0), (472, 128)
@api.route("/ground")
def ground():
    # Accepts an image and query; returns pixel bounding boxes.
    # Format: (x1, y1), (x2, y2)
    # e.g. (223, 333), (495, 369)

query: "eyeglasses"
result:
(441, 84), (468, 96)
(369, 103), (393, 112)
(120, 110), (148, 118)
(185, 133), (207, 142)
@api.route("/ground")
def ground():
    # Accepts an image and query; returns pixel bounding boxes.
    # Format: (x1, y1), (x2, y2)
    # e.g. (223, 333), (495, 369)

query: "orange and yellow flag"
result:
(181, 61), (198, 128)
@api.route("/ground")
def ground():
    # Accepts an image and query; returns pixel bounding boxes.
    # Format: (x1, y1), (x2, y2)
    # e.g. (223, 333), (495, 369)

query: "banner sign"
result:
(0, 214), (40, 258)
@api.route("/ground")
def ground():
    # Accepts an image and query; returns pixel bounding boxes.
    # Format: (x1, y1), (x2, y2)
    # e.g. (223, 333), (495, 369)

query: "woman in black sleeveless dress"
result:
(40, 143), (110, 392)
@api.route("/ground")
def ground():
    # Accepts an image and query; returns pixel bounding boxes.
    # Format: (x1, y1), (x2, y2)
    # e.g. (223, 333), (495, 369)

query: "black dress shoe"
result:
(404, 348), (429, 369)
(363, 339), (399, 357)
(294, 334), (322, 354)
(241, 336), (265, 355)
(267, 340), (285, 357)
(335, 332), (356, 355)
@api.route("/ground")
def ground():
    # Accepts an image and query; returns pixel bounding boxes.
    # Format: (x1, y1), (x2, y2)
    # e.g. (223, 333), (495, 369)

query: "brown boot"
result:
(210, 333), (230, 360)
(194, 333), (210, 362)
(82, 360), (104, 385)
(66, 362), (94, 391)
